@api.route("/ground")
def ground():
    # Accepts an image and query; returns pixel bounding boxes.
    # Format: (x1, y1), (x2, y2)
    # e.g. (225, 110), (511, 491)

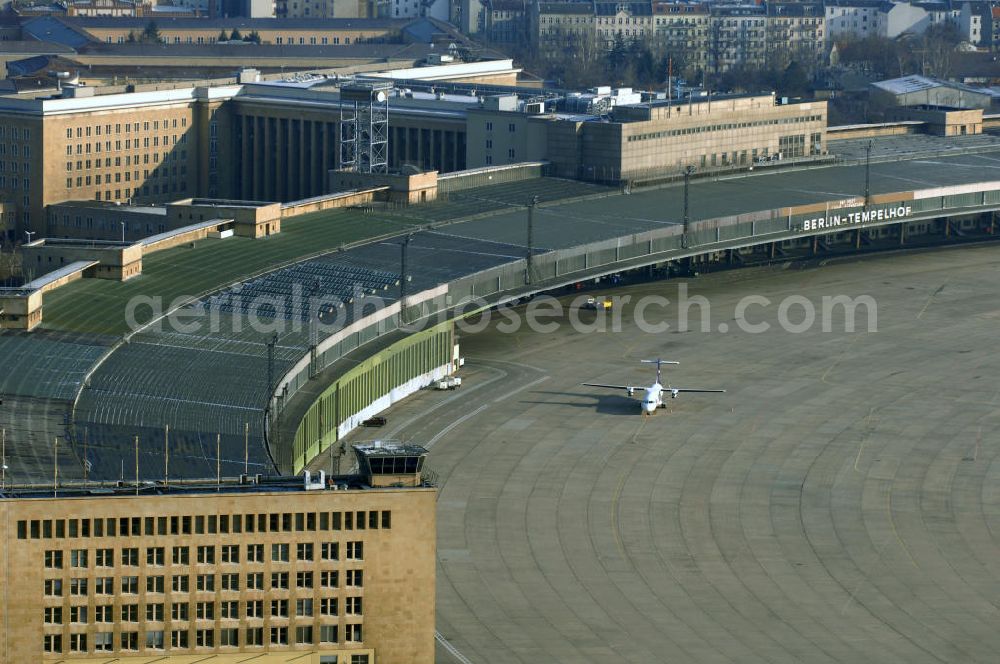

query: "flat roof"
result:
(22, 260), (98, 291)
(0, 473), (429, 500)
(355, 441), (429, 457)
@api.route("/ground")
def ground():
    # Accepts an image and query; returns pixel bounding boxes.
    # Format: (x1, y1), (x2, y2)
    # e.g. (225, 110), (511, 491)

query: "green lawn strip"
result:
(41, 179), (613, 335)
(43, 211), (411, 335)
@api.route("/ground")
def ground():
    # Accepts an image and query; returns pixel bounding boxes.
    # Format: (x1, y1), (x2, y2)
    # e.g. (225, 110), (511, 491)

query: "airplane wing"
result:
(582, 382), (636, 392)
(667, 387), (725, 393)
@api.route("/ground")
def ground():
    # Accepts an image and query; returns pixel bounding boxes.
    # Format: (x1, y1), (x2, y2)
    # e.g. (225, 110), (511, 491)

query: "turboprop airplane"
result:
(582, 359), (725, 415)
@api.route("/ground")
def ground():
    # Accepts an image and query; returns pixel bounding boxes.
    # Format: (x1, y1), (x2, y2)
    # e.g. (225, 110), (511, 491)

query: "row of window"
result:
(67, 150), (187, 171)
(0, 125), (29, 140)
(65, 135), (185, 155)
(43, 624), (363, 654)
(18, 510), (390, 539)
(43, 596), (361, 624)
(44, 569), (363, 596)
(66, 167), (183, 189)
(66, 119), (187, 139)
(483, 121), (517, 133)
(45, 542), (362, 569)
(0, 175), (29, 192)
(625, 115), (824, 143)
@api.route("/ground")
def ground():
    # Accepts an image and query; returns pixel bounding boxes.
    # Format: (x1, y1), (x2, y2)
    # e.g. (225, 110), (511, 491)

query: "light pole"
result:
(24, 230), (35, 245)
(526, 195), (538, 285)
(864, 139), (874, 210)
(120, 221), (126, 243)
(682, 165), (694, 247)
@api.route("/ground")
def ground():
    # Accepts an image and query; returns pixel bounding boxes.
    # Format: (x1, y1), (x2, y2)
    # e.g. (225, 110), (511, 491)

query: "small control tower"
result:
(353, 441), (428, 487)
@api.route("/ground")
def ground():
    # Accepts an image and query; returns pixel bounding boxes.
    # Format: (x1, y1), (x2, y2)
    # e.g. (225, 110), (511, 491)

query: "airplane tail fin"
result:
(640, 359), (679, 384)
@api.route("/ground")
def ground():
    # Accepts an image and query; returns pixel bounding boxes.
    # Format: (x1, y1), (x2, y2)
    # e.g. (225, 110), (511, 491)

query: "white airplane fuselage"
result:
(643, 384), (663, 414)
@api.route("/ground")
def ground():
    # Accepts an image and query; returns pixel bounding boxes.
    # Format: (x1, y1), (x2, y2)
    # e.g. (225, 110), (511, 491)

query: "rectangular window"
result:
(171, 603), (189, 621)
(246, 627), (264, 645)
(95, 577), (113, 595)
(146, 603), (164, 621)
(172, 575), (190, 593)
(346, 570), (363, 587)
(246, 600), (263, 618)
(122, 548), (138, 566)
(121, 576), (139, 594)
(44, 550), (62, 569)
(221, 627), (239, 646)
(120, 604), (138, 622)
(70, 549), (87, 567)
(320, 624), (338, 643)
(271, 599), (288, 617)
(196, 602), (214, 620)
(44, 579), (62, 596)
(221, 600), (239, 619)
(321, 597), (338, 616)
(171, 630), (189, 648)
(44, 606), (62, 624)
(146, 544), (166, 567)
(196, 629), (214, 647)
(271, 543), (289, 562)
(70, 578), (87, 595)
(346, 596), (363, 615)
(271, 572), (289, 590)
(296, 598), (313, 616)
(94, 632), (113, 652)
(121, 631), (139, 650)
(221, 544), (239, 563)
(270, 626), (288, 645)
(322, 542), (339, 560)
(347, 541), (363, 560)
(196, 574), (215, 592)
(146, 575), (164, 593)
(321, 570), (338, 588)
(43, 634), (62, 653)
(246, 572), (264, 590)
(222, 573), (239, 591)
(297, 542), (313, 561)
(296, 625), (313, 644)
(197, 545), (215, 564)
(173, 546), (189, 565)
(94, 605), (113, 622)
(70, 606), (87, 623)
(146, 630), (164, 649)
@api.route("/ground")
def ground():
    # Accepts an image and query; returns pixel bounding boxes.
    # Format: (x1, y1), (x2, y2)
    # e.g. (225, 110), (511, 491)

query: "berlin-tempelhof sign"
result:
(800, 205), (913, 232)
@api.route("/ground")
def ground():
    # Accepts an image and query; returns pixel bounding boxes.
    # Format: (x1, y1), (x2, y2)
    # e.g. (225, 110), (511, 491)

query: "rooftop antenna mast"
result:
(216, 433), (221, 492)
(53, 437), (58, 497)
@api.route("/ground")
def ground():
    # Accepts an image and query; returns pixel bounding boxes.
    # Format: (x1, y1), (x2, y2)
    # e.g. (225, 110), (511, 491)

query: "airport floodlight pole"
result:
(526, 195), (538, 285)
(682, 165), (694, 248)
(864, 139), (874, 210)
(265, 333), (278, 418)
(400, 234), (412, 323)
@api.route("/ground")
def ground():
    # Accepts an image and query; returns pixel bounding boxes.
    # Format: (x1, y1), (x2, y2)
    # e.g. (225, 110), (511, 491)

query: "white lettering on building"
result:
(801, 205), (912, 232)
